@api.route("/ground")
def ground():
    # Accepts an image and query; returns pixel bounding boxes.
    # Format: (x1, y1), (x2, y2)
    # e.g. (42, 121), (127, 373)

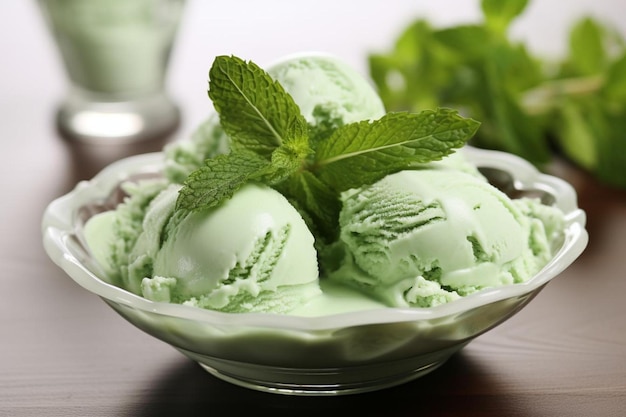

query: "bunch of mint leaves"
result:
(175, 55), (479, 243)
(369, 0), (626, 188)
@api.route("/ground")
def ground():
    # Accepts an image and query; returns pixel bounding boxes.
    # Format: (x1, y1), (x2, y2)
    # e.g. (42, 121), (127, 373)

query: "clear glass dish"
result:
(41, 146), (588, 396)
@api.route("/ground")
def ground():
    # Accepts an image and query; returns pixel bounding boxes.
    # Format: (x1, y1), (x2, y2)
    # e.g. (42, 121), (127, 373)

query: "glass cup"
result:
(38, 0), (185, 144)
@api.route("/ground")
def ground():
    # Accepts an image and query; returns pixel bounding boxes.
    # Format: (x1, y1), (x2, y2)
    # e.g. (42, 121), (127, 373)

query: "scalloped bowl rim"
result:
(42, 146), (588, 331)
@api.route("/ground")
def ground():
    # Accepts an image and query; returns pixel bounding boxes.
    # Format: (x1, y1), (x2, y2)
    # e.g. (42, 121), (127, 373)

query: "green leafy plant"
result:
(369, 0), (626, 187)
(176, 55), (480, 243)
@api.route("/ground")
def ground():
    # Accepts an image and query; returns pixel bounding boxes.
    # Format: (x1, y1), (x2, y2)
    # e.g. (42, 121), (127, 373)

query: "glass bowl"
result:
(42, 146), (588, 396)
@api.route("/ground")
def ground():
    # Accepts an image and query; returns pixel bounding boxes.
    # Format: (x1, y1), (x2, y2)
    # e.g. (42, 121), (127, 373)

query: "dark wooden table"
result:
(2, 3), (626, 417)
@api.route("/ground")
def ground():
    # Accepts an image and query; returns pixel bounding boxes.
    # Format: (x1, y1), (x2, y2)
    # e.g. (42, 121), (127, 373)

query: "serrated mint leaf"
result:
(175, 150), (270, 212)
(208, 55), (308, 157)
(313, 108), (480, 191)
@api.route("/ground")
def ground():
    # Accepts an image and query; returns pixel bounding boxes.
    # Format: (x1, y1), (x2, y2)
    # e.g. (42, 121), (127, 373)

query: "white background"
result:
(2, 0), (626, 141)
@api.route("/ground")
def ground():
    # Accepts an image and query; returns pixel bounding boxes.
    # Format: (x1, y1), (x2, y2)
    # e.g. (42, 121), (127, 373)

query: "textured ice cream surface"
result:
(146, 183), (320, 313)
(163, 112), (230, 184)
(267, 53), (386, 129)
(96, 178), (169, 292)
(327, 168), (565, 308)
(85, 181), (321, 314)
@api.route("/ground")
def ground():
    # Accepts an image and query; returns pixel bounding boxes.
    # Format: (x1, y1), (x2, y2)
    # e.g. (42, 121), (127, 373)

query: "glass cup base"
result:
(56, 91), (180, 144)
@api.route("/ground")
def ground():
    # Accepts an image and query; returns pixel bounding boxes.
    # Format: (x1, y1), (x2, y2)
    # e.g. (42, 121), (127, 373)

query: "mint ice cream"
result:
(145, 183), (320, 313)
(327, 168), (564, 308)
(267, 53), (385, 126)
(87, 182), (320, 313)
(82, 53), (566, 315)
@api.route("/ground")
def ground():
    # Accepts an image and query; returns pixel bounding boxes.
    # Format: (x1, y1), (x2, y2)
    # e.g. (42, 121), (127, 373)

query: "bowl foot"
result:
(179, 345), (466, 396)
(198, 360), (446, 396)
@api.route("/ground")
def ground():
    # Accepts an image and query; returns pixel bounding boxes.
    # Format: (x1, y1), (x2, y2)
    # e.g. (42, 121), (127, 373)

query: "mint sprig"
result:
(176, 56), (311, 212)
(176, 55), (480, 242)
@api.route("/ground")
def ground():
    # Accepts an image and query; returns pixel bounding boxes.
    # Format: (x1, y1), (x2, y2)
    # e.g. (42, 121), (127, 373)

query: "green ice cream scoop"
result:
(85, 181), (320, 314)
(329, 168), (564, 308)
(267, 53), (386, 127)
(141, 183), (321, 313)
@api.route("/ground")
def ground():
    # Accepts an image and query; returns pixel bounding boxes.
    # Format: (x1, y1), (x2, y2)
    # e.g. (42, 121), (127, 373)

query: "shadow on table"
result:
(127, 352), (524, 417)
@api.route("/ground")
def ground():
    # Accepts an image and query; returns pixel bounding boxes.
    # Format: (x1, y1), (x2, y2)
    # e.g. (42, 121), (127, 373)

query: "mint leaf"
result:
(175, 150), (270, 212)
(369, 8), (626, 188)
(595, 111), (626, 188)
(208, 55), (308, 157)
(481, 0), (529, 35)
(313, 108), (479, 191)
(480, 52), (549, 161)
(605, 52), (626, 101)
(567, 18), (606, 75)
(369, 20), (447, 113)
(554, 100), (598, 170)
(433, 25), (490, 60)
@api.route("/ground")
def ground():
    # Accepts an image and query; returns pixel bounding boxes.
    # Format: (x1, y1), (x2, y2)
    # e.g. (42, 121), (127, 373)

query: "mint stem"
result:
(521, 74), (604, 115)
